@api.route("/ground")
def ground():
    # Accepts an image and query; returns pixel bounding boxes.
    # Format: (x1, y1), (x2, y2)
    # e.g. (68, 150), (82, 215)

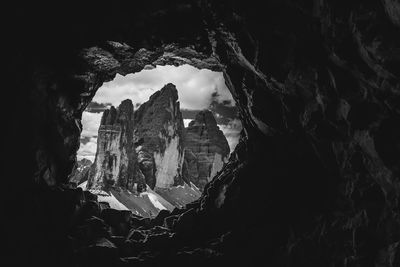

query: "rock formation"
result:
(68, 158), (92, 184)
(86, 85), (227, 193)
(182, 110), (230, 190)
(133, 83), (185, 189)
(87, 99), (136, 190)
(83, 84), (201, 218)
(87, 83), (186, 192)
(8, 1), (400, 266)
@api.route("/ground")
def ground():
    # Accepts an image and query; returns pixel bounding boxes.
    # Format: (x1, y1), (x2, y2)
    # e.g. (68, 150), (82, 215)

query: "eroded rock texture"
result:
(183, 110), (230, 190)
(68, 158), (92, 185)
(87, 99), (136, 190)
(87, 83), (186, 192)
(7, 0), (400, 266)
(133, 83), (186, 189)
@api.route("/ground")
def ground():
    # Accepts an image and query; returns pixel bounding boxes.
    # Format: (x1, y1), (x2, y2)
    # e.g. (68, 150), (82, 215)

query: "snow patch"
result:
(183, 119), (192, 128)
(140, 192), (167, 210)
(78, 181), (88, 189)
(97, 192), (130, 210)
(78, 181), (129, 211)
(190, 182), (200, 192)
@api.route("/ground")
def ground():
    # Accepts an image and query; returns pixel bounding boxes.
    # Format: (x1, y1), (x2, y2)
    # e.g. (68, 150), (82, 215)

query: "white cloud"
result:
(77, 112), (102, 161)
(77, 137), (97, 162)
(93, 65), (233, 110)
(81, 112), (102, 138)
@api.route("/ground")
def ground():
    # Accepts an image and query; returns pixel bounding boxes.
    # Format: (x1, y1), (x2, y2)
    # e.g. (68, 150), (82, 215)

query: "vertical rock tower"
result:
(182, 110), (230, 190)
(87, 99), (136, 190)
(133, 83), (185, 189)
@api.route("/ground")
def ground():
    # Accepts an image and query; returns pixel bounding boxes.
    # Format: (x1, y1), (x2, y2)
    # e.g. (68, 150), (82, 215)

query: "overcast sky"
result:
(92, 64), (233, 109)
(77, 65), (242, 162)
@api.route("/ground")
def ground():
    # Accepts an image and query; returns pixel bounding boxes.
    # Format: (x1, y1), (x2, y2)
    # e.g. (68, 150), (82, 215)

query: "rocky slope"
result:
(83, 85), (224, 215)
(68, 158), (92, 185)
(7, 0), (400, 266)
(182, 110), (230, 190)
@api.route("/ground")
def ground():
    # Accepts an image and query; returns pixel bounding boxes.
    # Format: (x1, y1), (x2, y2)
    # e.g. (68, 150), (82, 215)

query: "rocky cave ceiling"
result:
(5, 0), (400, 266)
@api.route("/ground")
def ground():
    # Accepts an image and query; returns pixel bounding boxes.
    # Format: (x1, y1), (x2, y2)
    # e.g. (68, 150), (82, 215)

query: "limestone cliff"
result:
(182, 110), (230, 190)
(133, 83), (185, 189)
(87, 83), (186, 191)
(87, 99), (136, 190)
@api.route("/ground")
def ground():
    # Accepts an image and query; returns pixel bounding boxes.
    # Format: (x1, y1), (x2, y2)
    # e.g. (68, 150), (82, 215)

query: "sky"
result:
(77, 65), (242, 162)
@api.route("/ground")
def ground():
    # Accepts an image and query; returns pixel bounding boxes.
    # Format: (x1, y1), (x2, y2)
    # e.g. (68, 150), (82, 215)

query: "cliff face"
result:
(182, 110), (230, 190)
(87, 83), (186, 191)
(87, 99), (136, 190)
(133, 83), (186, 189)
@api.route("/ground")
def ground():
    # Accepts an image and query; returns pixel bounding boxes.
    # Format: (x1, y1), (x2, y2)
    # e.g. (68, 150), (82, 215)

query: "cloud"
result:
(93, 65), (233, 110)
(209, 95), (238, 124)
(81, 111), (102, 139)
(77, 137), (97, 162)
(77, 112), (102, 160)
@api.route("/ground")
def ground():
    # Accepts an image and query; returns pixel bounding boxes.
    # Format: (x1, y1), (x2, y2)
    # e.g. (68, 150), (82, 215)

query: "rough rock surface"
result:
(87, 83), (186, 192)
(7, 1), (400, 266)
(133, 83), (186, 189)
(182, 110), (230, 190)
(87, 99), (136, 190)
(68, 158), (92, 184)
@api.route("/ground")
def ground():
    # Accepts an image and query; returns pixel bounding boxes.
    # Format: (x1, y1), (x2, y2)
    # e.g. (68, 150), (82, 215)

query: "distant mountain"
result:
(182, 110), (230, 189)
(133, 83), (186, 189)
(87, 99), (136, 190)
(68, 158), (93, 185)
(74, 83), (229, 217)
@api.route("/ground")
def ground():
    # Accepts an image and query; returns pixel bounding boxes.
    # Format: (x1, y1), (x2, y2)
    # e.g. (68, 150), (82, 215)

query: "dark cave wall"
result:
(6, 0), (400, 266)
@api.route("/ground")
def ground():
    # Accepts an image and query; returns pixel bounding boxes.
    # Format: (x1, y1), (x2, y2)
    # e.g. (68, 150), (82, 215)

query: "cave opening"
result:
(71, 62), (242, 218)
(8, 1), (400, 266)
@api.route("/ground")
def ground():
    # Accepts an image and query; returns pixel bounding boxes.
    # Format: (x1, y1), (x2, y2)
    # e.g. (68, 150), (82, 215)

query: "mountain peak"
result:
(190, 109), (218, 128)
(183, 110), (230, 190)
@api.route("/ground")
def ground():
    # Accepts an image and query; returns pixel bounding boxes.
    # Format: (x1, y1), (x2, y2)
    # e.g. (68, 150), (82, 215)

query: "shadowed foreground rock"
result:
(5, 0), (400, 266)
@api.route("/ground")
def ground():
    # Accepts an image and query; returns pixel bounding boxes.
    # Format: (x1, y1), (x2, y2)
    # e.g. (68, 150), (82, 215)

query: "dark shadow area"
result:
(5, 1), (400, 266)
